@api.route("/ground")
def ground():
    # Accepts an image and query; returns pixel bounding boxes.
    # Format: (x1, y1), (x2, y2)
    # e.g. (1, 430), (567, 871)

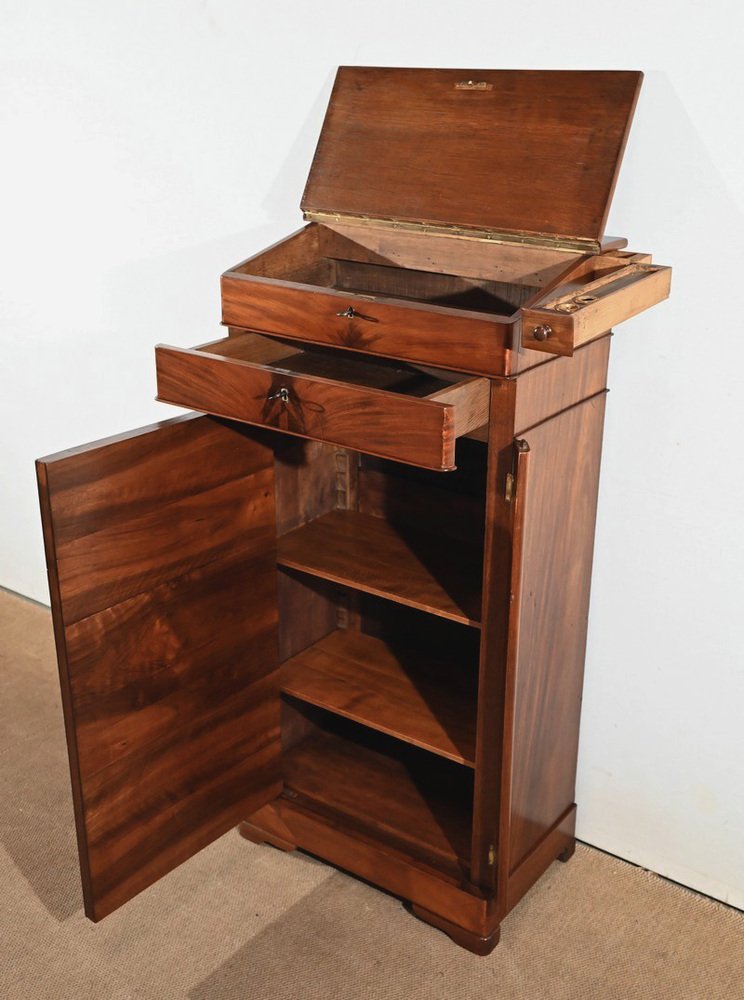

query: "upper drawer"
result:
(219, 224), (572, 377)
(155, 333), (489, 472)
(222, 274), (511, 377)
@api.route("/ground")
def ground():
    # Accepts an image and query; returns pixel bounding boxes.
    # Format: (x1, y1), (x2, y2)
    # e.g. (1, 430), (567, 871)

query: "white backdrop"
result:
(2, 1), (743, 908)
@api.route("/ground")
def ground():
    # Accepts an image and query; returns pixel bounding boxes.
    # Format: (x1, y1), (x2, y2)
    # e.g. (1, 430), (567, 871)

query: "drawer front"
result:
(221, 274), (512, 376)
(156, 339), (489, 471)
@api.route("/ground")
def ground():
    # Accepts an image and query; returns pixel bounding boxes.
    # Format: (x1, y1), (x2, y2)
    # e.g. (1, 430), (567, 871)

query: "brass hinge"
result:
(504, 472), (515, 503)
(302, 210), (599, 253)
(488, 844), (496, 866)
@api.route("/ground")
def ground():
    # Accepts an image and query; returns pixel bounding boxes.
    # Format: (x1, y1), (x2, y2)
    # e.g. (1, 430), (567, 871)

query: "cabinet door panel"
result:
(506, 395), (607, 871)
(472, 394), (607, 906)
(37, 414), (281, 920)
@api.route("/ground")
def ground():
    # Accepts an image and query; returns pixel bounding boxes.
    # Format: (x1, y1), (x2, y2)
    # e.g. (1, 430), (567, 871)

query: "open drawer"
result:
(220, 223), (584, 377)
(155, 333), (490, 471)
(520, 255), (672, 356)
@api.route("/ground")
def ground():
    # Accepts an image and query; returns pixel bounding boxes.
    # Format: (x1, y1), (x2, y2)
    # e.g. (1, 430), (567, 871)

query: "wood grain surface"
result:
(221, 271), (513, 377)
(242, 793), (490, 936)
(513, 335), (611, 434)
(280, 629), (478, 765)
(357, 442), (488, 549)
(302, 67), (642, 243)
(156, 337), (485, 471)
(36, 414), (281, 920)
(506, 394), (608, 871)
(317, 222), (582, 287)
(277, 510), (483, 627)
(283, 723), (474, 876)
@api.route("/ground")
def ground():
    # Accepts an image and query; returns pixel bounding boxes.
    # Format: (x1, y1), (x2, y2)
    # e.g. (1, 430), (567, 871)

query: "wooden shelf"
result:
(281, 629), (477, 766)
(277, 510), (482, 627)
(283, 723), (473, 877)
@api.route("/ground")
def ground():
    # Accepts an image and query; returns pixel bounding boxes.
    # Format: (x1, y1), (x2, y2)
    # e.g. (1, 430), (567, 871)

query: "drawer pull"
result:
(336, 305), (378, 323)
(267, 387), (290, 403)
(531, 324), (552, 342)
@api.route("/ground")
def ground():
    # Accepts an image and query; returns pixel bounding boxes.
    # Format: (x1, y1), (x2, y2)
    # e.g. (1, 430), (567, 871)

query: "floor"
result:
(1, 588), (743, 999)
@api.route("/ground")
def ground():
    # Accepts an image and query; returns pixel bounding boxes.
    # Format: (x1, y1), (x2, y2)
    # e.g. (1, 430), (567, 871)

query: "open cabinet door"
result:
(36, 414), (281, 920)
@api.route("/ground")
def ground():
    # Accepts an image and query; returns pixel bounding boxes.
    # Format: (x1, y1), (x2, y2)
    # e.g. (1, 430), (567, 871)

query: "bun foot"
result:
(238, 820), (296, 852)
(410, 903), (500, 955)
(557, 839), (576, 863)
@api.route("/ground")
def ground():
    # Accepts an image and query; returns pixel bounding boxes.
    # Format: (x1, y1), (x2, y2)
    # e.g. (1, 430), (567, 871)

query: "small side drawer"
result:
(520, 260), (671, 356)
(156, 333), (489, 471)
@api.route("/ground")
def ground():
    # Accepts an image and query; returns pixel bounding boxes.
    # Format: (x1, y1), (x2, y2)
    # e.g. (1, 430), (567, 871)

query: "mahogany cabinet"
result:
(36, 68), (670, 955)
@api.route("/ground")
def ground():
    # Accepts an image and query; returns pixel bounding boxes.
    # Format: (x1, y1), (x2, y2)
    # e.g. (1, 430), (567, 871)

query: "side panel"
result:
(36, 414), (281, 920)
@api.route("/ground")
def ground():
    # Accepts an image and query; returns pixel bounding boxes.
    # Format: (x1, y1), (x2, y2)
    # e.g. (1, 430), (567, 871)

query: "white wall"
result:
(2, 1), (743, 908)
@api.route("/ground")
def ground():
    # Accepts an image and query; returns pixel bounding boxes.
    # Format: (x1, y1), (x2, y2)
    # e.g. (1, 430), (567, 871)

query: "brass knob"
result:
(532, 324), (552, 342)
(267, 387), (290, 403)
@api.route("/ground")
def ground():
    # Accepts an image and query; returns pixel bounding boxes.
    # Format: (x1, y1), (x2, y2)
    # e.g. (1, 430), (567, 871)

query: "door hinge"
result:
(488, 844), (496, 866)
(302, 210), (599, 253)
(504, 472), (515, 502)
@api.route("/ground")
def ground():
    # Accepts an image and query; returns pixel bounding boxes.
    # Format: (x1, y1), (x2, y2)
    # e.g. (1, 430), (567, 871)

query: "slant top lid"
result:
(302, 67), (643, 248)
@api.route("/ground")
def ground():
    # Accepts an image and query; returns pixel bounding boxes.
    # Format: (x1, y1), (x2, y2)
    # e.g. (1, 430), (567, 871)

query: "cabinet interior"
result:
(282, 705), (474, 879)
(232, 223), (585, 318)
(272, 437), (487, 877)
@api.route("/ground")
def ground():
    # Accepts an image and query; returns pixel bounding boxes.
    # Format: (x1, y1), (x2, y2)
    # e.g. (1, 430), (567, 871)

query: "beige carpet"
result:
(1, 589), (743, 1000)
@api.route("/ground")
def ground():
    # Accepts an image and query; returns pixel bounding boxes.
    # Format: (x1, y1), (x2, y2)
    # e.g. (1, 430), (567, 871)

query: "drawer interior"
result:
(157, 333), (490, 471)
(199, 331), (471, 399)
(230, 224), (585, 318)
(332, 259), (528, 316)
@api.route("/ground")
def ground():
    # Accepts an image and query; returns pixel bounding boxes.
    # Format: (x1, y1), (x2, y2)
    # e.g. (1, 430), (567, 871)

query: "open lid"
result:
(302, 67), (643, 251)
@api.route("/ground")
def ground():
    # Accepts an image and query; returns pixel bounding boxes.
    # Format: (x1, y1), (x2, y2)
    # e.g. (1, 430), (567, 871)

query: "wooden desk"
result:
(36, 67), (669, 954)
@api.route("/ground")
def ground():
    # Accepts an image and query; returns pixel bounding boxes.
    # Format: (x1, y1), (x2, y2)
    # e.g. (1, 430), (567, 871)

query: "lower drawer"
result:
(155, 333), (489, 471)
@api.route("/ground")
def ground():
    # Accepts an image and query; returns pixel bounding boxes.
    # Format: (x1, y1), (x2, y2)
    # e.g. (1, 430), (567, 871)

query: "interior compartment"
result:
(281, 702), (474, 878)
(274, 438), (488, 630)
(281, 595), (480, 765)
(357, 446), (488, 548)
(277, 511), (483, 627)
(536, 261), (665, 313)
(199, 331), (477, 398)
(272, 439), (484, 878)
(230, 223), (585, 318)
